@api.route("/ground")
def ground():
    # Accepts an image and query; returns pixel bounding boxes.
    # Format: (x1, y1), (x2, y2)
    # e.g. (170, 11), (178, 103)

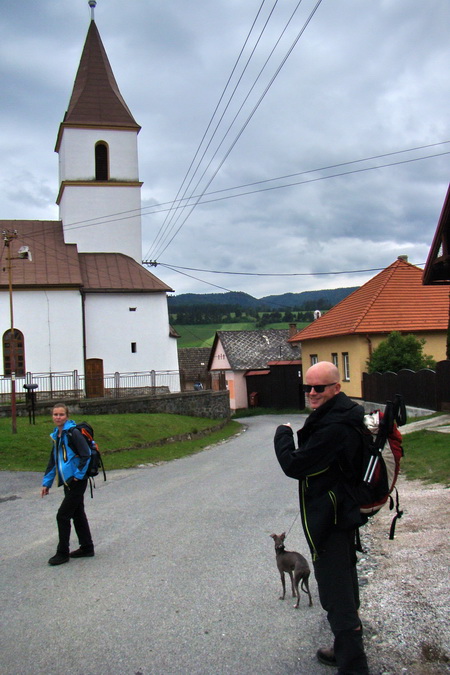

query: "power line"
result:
(150, 0), (325, 261)
(56, 141), (449, 233)
(148, 0), (277, 259)
(142, 149), (450, 219)
(151, 261), (425, 278)
(147, 0), (308, 261)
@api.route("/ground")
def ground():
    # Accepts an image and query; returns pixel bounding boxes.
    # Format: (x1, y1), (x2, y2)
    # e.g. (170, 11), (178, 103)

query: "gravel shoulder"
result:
(358, 475), (450, 675)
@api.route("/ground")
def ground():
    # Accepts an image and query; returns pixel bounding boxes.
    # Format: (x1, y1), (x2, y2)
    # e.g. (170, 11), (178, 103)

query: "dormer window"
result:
(95, 142), (109, 180)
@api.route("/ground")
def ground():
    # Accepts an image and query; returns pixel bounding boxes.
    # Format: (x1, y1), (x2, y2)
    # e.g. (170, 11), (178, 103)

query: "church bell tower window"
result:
(95, 142), (109, 180)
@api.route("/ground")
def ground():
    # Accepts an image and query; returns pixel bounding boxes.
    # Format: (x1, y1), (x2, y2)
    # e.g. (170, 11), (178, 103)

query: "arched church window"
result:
(3, 329), (25, 376)
(95, 142), (109, 180)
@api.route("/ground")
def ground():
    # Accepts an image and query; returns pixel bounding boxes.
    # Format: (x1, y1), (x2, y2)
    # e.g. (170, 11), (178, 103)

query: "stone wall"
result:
(2, 390), (231, 420)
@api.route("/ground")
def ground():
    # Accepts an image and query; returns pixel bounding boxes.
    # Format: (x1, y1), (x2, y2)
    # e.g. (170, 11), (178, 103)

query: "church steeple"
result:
(55, 18), (140, 151)
(55, 5), (143, 263)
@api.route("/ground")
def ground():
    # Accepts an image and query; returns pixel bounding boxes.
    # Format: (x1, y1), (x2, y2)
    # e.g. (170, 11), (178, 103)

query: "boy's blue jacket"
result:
(42, 420), (91, 488)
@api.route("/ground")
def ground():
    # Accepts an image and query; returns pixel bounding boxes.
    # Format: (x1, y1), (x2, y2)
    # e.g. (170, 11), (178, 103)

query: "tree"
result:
(367, 331), (436, 373)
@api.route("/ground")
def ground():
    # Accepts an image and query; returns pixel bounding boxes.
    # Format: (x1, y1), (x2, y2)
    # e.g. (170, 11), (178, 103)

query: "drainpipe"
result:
(81, 292), (87, 366)
(366, 334), (372, 359)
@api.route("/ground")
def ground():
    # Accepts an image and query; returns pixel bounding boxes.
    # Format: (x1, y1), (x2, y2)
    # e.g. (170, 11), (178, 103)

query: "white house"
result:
(0, 7), (180, 396)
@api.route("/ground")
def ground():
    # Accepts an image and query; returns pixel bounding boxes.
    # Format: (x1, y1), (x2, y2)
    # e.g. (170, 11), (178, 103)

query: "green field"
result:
(173, 322), (310, 348)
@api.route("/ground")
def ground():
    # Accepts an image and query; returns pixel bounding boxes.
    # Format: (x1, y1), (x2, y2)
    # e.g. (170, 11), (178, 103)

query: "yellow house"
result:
(290, 256), (449, 398)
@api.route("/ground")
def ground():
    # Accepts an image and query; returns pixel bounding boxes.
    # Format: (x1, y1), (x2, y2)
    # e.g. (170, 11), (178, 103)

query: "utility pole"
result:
(2, 230), (32, 434)
(3, 230), (18, 433)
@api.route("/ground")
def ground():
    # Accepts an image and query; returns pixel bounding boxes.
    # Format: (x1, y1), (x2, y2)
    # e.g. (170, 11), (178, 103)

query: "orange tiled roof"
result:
(291, 257), (449, 342)
(55, 20), (139, 151)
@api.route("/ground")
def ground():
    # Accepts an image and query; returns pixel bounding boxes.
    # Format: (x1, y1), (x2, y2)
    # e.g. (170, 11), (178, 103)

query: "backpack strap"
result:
(388, 487), (403, 540)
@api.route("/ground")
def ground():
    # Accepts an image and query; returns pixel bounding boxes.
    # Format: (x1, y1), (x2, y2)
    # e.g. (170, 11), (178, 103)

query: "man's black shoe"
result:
(70, 547), (95, 558)
(316, 647), (337, 667)
(48, 552), (70, 566)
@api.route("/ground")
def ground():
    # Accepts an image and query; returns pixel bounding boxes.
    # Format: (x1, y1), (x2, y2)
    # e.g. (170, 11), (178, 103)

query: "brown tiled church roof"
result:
(55, 20), (140, 150)
(291, 257), (449, 341)
(0, 221), (172, 293)
(0, 220), (82, 287)
(79, 253), (173, 292)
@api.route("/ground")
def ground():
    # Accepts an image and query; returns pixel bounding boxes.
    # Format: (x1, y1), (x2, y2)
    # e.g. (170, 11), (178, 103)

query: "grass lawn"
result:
(402, 429), (450, 485)
(1, 412), (448, 488)
(0, 413), (241, 472)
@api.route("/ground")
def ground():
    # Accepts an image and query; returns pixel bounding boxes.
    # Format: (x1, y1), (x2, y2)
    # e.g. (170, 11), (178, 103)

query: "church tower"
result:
(55, 4), (143, 263)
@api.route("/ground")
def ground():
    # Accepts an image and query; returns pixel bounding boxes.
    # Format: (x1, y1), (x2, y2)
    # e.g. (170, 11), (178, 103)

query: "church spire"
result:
(55, 12), (140, 151)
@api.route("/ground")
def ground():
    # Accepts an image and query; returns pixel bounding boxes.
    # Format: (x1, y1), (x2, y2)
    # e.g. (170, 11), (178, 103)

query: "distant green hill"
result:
(168, 287), (358, 311)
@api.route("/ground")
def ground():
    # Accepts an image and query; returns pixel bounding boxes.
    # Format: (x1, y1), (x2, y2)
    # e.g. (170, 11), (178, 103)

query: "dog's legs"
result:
(279, 572), (286, 600)
(288, 570), (297, 599)
(292, 572), (301, 608)
(301, 573), (313, 607)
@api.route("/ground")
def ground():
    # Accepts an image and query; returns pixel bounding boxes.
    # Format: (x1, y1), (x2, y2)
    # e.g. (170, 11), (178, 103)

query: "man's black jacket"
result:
(274, 392), (369, 558)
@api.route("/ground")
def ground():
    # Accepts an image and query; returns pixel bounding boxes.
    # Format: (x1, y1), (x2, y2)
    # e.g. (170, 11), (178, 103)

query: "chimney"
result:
(289, 323), (297, 338)
(397, 255), (408, 262)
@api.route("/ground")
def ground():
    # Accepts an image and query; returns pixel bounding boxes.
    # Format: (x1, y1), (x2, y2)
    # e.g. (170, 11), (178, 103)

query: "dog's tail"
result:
(300, 574), (310, 595)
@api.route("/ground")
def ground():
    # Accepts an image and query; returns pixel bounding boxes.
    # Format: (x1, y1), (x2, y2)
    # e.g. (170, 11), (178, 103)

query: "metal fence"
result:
(0, 370), (180, 403)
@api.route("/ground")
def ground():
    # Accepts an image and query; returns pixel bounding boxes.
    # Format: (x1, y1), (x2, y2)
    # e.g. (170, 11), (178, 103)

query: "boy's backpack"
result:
(357, 394), (406, 539)
(67, 422), (106, 496)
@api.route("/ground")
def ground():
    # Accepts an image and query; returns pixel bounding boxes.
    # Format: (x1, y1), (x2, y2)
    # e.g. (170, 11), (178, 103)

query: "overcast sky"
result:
(1, 0), (449, 298)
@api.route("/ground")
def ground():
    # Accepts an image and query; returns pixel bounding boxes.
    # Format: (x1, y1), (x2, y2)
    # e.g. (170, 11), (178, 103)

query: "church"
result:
(0, 3), (180, 397)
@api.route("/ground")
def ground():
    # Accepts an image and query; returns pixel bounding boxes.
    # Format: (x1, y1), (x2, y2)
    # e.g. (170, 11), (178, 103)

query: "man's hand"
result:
(41, 486), (49, 498)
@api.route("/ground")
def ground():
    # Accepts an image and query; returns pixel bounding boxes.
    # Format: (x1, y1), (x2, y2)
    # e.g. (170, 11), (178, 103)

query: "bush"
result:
(367, 331), (436, 373)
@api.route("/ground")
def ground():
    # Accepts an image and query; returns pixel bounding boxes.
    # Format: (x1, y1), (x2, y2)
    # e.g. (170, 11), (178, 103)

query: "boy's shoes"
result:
(316, 647), (337, 666)
(70, 547), (95, 558)
(48, 552), (70, 566)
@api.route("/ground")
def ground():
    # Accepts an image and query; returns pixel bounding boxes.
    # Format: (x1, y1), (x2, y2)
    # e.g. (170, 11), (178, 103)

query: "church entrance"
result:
(85, 358), (104, 398)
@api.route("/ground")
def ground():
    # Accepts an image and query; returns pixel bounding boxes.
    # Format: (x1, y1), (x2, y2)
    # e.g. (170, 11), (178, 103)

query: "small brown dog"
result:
(270, 532), (312, 608)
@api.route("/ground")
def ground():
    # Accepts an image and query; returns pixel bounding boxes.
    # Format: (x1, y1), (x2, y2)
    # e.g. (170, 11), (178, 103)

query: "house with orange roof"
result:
(289, 256), (449, 399)
(0, 6), (180, 396)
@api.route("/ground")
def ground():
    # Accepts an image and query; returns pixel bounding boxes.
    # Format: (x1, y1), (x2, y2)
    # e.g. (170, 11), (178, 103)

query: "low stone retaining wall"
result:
(0, 390), (231, 420)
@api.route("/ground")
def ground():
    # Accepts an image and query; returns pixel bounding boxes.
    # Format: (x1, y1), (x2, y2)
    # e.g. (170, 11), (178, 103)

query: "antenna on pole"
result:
(88, 0), (97, 21)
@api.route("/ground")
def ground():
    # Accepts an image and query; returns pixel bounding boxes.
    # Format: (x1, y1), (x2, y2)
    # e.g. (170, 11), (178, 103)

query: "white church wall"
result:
(0, 290), (84, 374)
(60, 186), (142, 262)
(84, 292), (180, 390)
(58, 128), (139, 181)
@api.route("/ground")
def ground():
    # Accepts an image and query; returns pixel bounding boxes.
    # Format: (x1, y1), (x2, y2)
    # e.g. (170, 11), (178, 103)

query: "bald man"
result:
(274, 361), (369, 675)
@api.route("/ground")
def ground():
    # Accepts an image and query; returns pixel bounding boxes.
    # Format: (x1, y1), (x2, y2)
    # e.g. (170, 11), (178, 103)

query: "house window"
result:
(342, 352), (350, 381)
(131, 342), (137, 353)
(310, 354), (318, 365)
(331, 353), (338, 368)
(3, 329), (25, 376)
(95, 142), (109, 180)
(129, 307), (137, 312)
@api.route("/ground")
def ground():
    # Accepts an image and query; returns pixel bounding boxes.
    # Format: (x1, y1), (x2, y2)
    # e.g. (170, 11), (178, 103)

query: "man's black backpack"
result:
(67, 422), (106, 496)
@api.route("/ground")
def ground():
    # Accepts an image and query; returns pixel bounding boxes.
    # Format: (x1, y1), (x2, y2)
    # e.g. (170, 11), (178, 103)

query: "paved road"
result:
(1, 414), (336, 675)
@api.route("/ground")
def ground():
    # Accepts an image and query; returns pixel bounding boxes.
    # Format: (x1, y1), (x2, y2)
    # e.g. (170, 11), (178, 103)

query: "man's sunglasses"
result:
(302, 383), (337, 393)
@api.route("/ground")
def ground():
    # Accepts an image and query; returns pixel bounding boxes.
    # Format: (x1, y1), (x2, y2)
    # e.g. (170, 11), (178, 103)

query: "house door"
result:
(85, 358), (104, 398)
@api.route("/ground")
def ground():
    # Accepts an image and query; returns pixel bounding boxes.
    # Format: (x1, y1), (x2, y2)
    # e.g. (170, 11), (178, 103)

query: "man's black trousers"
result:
(313, 528), (369, 675)
(56, 479), (93, 555)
